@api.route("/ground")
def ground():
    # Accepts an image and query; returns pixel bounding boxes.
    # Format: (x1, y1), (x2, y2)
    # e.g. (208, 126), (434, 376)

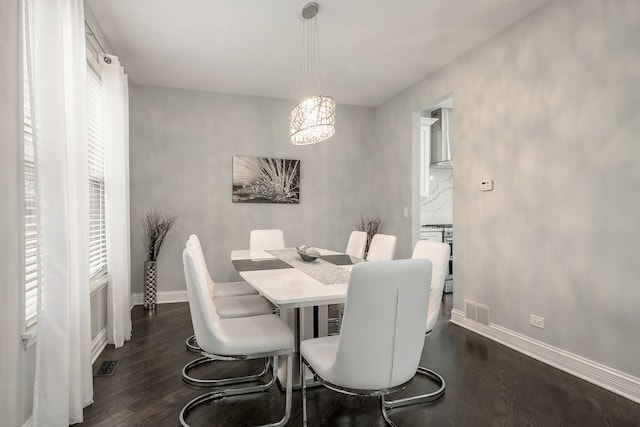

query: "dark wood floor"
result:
(82, 295), (640, 426)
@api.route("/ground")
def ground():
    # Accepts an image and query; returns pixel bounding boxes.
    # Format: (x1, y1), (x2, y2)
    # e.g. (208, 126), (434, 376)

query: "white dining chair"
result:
(328, 231), (369, 332)
(345, 230), (367, 259)
(249, 229), (285, 250)
(383, 239), (450, 408)
(184, 235), (274, 355)
(333, 233), (397, 332)
(300, 259), (432, 426)
(179, 246), (294, 427)
(249, 228), (298, 337)
(188, 234), (257, 297)
(366, 233), (397, 261)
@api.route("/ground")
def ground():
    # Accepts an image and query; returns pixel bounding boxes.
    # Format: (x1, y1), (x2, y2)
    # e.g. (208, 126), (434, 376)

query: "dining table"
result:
(231, 247), (365, 389)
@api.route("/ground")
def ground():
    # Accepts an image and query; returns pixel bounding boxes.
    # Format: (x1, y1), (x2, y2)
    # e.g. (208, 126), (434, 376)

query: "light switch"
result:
(480, 179), (494, 191)
(403, 206), (409, 217)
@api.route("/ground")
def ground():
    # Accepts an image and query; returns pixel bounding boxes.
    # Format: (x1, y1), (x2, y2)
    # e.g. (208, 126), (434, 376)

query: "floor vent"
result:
(94, 360), (119, 377)
(464, 300), (491, 326)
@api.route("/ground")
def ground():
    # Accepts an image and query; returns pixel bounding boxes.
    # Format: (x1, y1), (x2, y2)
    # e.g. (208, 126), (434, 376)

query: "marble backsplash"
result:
(420, 167), (453, 225)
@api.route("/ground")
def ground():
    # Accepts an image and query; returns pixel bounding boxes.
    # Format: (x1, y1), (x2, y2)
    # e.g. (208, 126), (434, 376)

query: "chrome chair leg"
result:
(185, 335), (200, 353)
(379, 396), (398, 427)
(383, 366), (445, 409)
(182, 355), (270, 387)
(301, 357), (308, 427)
(179, 354), (292, 427)
(303, 355), (404, 427)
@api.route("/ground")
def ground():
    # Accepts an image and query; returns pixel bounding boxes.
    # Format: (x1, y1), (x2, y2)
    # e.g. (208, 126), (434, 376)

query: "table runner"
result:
(266, 249), (351, 285)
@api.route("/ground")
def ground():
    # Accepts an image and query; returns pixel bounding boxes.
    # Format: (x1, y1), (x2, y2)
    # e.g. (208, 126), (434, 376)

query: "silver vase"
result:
(143, 261), (157, 310)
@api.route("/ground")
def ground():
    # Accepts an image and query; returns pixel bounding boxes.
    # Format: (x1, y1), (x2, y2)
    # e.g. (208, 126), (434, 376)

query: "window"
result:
(87, 62), (107, 281)
(23, 5), (38, 328)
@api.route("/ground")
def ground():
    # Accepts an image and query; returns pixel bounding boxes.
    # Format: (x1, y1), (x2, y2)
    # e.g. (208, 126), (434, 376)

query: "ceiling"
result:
(87, 0), (552, 107)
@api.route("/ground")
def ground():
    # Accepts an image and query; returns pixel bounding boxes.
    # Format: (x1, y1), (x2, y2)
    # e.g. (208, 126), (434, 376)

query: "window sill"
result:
(90, 271), (108, 296)
(22, 274), (108, 349)
(22, 324), (37, 349)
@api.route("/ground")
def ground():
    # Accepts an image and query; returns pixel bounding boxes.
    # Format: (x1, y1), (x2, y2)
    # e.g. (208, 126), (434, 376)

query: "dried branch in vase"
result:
(358, 216), (382, 254)
(141, 210), (178, 262)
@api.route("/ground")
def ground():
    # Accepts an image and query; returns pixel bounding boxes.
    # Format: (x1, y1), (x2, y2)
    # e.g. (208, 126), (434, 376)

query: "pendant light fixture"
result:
(289, 2), (336, 145)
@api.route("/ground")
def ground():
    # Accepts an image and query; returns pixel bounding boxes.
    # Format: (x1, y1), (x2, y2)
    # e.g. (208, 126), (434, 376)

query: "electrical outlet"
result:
(530, 314), (545, 329)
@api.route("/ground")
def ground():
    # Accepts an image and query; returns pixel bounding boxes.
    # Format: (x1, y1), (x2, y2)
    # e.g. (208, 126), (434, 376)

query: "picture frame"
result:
(232, 156), (300, 204)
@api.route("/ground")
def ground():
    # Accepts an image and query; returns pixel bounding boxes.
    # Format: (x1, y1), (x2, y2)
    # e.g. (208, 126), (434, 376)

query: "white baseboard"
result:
(131, 290), (189, 306)
(450, 309), (640, 404)
(91, 328), (108, 364)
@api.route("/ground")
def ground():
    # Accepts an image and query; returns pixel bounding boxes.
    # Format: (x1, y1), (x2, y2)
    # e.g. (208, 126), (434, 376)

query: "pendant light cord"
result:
(298, 3), (323, 97)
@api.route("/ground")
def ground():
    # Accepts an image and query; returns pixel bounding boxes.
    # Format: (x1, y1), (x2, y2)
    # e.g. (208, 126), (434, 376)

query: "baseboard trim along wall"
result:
(131, 290), (189, 306)
(91, 328), (108, 364)
(450, 309), (640, 404)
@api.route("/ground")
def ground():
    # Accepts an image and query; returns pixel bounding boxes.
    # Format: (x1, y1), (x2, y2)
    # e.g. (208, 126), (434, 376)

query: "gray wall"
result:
(129, 85), (376, 294)
(1, 0), (32, 425)
(375, 0), (640, 377)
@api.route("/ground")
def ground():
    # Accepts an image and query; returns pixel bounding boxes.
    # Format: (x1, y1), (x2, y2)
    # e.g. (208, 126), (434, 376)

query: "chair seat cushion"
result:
(215, 294), (274, 318)
(213, 280), (258, 297)
(300, 335), (340, 382)
(211, 314), (294, 355)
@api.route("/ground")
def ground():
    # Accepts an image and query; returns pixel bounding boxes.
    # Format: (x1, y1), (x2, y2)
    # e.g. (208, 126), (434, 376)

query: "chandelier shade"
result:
(289, 2), (335, 145)
(289, 95), (336, 145)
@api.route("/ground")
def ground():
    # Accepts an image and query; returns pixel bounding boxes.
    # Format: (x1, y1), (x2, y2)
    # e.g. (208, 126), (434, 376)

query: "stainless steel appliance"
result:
(421, 224), (453, 293)
(430, 108), (453, 167)
(442, 226), (453, 293)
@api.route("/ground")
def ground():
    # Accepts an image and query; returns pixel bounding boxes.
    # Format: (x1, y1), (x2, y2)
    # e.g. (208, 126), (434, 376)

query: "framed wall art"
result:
(232, 156), (300, 204)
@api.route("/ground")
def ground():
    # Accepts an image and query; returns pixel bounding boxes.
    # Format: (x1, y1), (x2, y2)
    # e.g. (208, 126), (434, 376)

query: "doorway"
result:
(411, 95), (454, 285)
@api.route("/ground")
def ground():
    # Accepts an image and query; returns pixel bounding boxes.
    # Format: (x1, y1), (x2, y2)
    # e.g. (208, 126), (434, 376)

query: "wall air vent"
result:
(464, 300), (491, 326)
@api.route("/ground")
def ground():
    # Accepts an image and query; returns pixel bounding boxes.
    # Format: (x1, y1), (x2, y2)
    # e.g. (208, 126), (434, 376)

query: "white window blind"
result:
(23, 44), (39, 327)
(87, 63), (107, 278)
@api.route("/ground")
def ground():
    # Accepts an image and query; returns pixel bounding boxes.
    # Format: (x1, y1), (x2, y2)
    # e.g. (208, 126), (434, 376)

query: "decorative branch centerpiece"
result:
(141, 210), (177, 310)
(358, 216), (382, 257)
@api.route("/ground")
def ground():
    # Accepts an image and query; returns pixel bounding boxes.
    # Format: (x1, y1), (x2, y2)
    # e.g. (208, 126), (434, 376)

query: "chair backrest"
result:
(183, 246), (222, 353)
(333, 259), (432, 390)
(412, 240), (450, 332)
(249, 229), (285, 250)
(345, 231), (367, 259)
(186, 234), (215, 296)
(365, 233), (396, 261)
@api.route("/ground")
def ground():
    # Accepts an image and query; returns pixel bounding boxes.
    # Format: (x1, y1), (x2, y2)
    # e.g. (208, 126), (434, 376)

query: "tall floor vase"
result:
(143, 261), (157, 310)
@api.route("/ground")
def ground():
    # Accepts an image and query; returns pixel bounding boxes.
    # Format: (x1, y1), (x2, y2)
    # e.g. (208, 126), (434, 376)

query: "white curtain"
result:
(102, 54), (132, 347)
(28, 0), (94, 425)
